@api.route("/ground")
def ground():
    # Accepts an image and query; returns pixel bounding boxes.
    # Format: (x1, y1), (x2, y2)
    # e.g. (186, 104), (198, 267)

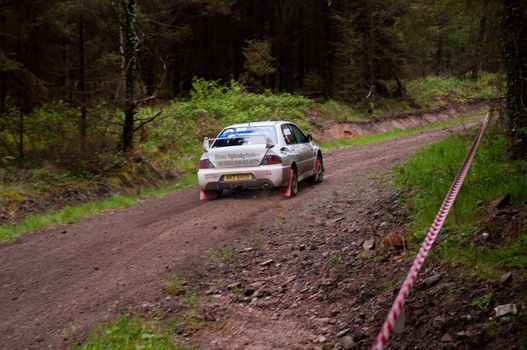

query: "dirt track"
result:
(0, 120), (481, 349)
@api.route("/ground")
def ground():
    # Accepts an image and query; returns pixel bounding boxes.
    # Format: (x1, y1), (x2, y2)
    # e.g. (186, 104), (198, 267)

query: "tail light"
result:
(199, 159), (215, 169)
(260, 155), (282, 165)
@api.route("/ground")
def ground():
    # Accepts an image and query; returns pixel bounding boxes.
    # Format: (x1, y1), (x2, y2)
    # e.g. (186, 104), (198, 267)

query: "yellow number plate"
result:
(224, 174), (252, 182)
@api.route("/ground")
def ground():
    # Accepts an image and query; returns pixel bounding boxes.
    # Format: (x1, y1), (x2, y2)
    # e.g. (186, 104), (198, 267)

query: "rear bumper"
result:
(198, 165), (289, 191)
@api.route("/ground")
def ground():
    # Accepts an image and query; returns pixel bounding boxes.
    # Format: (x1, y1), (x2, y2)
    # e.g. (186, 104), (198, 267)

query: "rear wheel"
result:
(291, 167), (299, 196)
(313, 154), (324, 183)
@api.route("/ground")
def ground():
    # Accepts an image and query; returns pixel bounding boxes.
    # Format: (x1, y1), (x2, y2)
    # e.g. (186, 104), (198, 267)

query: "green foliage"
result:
(395, 0), (502, 77)
(178, 289), (204, 332)
(164, 275), (186, 296)
(406, 73), (500, 107)
(77, 316), (187, 350)
(242, 39), (276, 77)
(395, 130), (527, 277)
(222, 246), (235, 261)
(0, 99), (120, 172)
(328, 251), (341, 273)
(143, 79), (313, 173)
(332, 0), (405, 102)
(316, 100), (369, 122)
(381, 280), (396, 294)
(443, 231), (527, 278)
(470, 292), (493, 311)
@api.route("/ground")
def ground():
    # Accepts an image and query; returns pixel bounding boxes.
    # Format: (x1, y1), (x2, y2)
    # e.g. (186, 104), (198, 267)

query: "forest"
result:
(0, 0), (525, 218)
(1, 2), (527, 348)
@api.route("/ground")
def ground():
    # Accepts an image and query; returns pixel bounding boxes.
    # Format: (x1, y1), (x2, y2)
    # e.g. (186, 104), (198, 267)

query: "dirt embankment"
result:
(317, 102), (488, 142)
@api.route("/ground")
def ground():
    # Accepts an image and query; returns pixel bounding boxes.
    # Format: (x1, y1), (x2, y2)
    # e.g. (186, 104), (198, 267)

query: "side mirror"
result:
(265, 137), (275, 149)
(307, 134), (313, 142)
(203, 137), (210, 152)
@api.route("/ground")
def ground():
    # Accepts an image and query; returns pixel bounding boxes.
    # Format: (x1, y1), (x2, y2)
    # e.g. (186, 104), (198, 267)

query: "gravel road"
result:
(0, 119), (481, 349)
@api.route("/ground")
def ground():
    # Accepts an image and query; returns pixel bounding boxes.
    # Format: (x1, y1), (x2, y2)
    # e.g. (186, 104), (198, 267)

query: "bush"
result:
(141, 79), (313, 173)
(78, 316), (187, 350)
(405, 73), (501, 107)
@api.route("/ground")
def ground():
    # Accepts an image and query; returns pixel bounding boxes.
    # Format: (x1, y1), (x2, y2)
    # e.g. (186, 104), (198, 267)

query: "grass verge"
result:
(0, 174), (196, 242)
(395, 129), (527, 278)
(321, 112), (484, 151)
(77, 316), (188, 350)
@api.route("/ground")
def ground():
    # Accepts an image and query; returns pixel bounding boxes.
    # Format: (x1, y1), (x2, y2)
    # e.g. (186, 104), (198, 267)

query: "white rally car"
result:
(198, 121), (324, 199)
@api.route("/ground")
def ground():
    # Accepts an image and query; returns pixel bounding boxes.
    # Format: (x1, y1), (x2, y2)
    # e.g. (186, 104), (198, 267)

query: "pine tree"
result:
(502, 0), (527, 157)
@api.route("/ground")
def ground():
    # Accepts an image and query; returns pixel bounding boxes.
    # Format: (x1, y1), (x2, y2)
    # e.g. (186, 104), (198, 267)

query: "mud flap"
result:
(283, 168), (294, 197)
(200, 190), (218, 200)
(315, 158), (320, 181)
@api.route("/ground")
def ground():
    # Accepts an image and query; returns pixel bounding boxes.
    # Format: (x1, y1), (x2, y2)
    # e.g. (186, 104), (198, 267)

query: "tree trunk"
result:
(323, 0), (333, 99)
(502, 0), (527, 158)
(0, 10), (5, 112)
(0, 71), (6, 113)
(394, 74), (405, 98)
(62, 35), (72, 102)
(79, 14), (87, 137)
(122, 0), (138, 152)
(435, 36), (443, 75)
(471, 1), (489, 81)
(18, 112), (24, 163)
(367, 12), (375, 114)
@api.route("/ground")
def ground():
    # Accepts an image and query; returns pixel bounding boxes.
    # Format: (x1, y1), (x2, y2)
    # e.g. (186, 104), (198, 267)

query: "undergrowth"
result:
(315, 99), (369, 122)
(395, 128), (527, 278)
(405, 73), (500, 107)
(77, 316), (188, 350)
(140, 79), (313, 174)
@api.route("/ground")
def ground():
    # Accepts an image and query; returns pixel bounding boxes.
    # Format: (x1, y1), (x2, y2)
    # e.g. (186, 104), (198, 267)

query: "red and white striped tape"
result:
(372, 113), (490, 350)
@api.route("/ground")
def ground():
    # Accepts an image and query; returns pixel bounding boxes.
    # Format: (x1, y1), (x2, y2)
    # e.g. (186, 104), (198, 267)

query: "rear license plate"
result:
(224, 174), (252, 182)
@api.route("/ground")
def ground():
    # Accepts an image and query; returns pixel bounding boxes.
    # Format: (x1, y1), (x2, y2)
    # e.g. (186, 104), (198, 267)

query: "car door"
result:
(281, 124), (303, 171)
(288, 124), (315, 177)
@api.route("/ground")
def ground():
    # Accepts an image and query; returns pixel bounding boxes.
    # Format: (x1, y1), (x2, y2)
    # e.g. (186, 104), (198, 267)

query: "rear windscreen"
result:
(212, 126), (277, 148)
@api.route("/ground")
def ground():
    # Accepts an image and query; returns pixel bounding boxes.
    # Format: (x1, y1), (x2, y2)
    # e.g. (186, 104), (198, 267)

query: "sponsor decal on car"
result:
(216, 159), (260, 167)
(214, 152), (260, 160)
(218, 128), (257, 139)
(214, 152), (262, 167)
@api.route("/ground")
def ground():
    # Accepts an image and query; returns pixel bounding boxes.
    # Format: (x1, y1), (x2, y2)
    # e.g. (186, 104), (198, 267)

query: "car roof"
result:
(225, 121), (289, 128)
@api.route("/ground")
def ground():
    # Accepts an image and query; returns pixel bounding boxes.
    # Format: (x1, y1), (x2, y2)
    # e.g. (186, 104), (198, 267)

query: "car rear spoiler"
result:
(203, 137), (216, 152)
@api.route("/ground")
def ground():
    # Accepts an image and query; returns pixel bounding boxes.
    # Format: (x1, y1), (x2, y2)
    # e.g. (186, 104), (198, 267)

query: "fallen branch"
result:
(133, 111), (162, 132)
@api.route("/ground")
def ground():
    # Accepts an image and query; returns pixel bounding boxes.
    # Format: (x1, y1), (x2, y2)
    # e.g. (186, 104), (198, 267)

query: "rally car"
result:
(198, 121), (324, 199)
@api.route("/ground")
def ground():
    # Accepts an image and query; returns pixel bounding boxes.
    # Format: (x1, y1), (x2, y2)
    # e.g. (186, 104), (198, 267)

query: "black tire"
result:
(290, 166), (299, 196)
(314, 154), (324, 183)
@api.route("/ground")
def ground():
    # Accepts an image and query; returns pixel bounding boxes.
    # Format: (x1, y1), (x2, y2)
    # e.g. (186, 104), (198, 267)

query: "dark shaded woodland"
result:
(0, 0), (525, 155)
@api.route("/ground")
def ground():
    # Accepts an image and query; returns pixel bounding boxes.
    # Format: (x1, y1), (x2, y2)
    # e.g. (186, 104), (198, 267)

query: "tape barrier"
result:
(372, 113), (490, 350)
